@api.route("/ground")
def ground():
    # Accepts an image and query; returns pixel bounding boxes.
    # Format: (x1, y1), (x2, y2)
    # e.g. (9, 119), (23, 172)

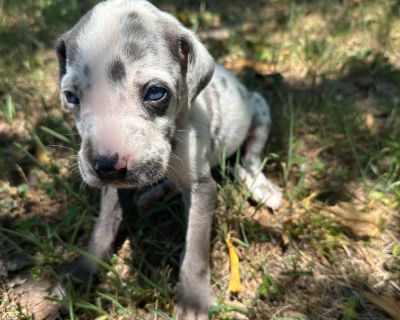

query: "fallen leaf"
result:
(321, 202), (382, 238)
(360, 291), (400, 320)
(12, 276), (62, 320)
(226, 233), (241, 293)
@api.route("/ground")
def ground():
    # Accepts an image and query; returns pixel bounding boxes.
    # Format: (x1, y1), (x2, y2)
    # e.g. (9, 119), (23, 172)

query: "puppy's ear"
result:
(55, 32), (69, 84)
(173, 29), (215, 104)
(55, 32), (74, 111)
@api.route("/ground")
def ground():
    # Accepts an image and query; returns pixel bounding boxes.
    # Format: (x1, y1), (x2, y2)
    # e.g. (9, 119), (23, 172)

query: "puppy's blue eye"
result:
(144, 86), (167, 102)
(65, 91), (80, 105)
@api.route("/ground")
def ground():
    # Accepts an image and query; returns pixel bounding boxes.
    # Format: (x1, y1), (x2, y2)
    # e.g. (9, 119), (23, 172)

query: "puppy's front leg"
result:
(67, 187), (134, 284)
(177, 176), (217, 320)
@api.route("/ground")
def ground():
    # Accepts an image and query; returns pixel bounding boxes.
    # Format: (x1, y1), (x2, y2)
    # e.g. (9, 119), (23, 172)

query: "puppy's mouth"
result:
(78, 154), (166, 189)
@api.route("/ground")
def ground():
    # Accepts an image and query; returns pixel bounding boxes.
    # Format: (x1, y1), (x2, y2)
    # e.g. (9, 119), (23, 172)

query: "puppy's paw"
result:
(252, 180), (282, 211)
(238, 167), (283, 211)
(261, 186), (282, 211)
(175, 278), (214, 320)
(176, 304), (209, 320)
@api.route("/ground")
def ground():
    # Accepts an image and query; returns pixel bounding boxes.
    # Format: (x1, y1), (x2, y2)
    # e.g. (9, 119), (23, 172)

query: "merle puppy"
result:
(56, 0), (282, 318)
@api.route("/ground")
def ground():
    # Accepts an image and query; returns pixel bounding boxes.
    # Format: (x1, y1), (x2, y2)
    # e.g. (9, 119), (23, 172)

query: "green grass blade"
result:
(147, 306), (173, 320)
(40, 125), (72, 145)
(5, 94), (15, 123)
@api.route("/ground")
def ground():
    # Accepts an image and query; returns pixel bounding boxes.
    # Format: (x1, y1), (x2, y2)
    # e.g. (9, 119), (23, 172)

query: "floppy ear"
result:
(55, 32), (69, 84)
(55, 32), (75, 111)
(173, 29), (215, 104)
(55, 9), (92, 84)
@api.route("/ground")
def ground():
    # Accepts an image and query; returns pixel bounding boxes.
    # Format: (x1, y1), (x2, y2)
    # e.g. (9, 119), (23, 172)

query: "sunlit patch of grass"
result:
(0, 290), (33, 320)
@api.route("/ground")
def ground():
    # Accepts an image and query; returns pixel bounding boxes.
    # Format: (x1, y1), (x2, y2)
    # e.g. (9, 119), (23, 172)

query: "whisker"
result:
(166, 164), (181, 177)
(170, 153), (184, 166)
(48, 144), (78, 152)
(69, 167), (81, 177)
(61, 155), (78, 162)
(172, 135), (187, 144)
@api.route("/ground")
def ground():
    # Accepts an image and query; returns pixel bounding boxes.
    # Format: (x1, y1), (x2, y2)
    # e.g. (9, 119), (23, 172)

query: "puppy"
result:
(56, 0), (282, 318)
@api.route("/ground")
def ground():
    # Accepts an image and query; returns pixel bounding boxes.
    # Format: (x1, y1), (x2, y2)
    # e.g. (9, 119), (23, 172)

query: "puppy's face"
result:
(56, 0), (214, 188)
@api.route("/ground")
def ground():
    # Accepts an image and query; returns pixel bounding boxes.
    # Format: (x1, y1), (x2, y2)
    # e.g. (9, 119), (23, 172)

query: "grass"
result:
(1, 0), (400, 319)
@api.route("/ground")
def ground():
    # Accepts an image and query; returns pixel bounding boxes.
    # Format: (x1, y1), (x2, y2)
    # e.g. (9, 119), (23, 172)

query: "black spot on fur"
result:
(84, 64), (90, 77)
(72, 83), (80, 95)
(204, 87), (221, 139)
(213, 103), (222, 140)
(213, 125), (220, 141)
(204, 92), (213, 120)
(212, 87), (220, 104)
(123, 12), (146, 37)
(127, 11), (141, 22)
(221, 76), (228, 88)
(71, 76), (83, 97)
(123, 41), (156, 61)
(108, 58), (126, 83)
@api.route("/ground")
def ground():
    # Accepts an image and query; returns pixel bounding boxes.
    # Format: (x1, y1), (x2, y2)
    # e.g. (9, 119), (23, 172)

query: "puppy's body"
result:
(192, 65), (252, 165)
(167, 63), (280, 208)
(170, 65), (252, 182)
(56, 1), (282, 319)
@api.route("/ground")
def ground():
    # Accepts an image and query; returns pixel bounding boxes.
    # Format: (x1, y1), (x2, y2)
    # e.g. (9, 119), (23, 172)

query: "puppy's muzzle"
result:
(92, 153), (127, 180)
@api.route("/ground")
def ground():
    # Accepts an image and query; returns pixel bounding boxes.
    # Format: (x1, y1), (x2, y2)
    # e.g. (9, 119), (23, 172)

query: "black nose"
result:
(92, 154), (126, 179)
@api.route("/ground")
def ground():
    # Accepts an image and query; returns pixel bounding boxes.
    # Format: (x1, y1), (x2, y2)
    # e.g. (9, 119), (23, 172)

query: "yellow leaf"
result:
(225, 233), (241, 293)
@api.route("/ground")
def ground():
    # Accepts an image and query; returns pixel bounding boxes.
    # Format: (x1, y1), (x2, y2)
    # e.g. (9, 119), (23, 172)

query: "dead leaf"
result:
(320, 202), (382, 238)
(11, 276), (62, 320)
(226, 233), (241, 293)
(360, 291), (400, 320)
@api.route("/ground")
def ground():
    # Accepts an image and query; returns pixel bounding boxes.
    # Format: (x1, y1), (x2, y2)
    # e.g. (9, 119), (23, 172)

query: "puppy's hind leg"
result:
(237, 92), (282, 210)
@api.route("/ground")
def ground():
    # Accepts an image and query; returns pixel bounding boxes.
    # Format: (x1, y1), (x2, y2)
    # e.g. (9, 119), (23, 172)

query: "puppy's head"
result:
(56, 0), (214, 188)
